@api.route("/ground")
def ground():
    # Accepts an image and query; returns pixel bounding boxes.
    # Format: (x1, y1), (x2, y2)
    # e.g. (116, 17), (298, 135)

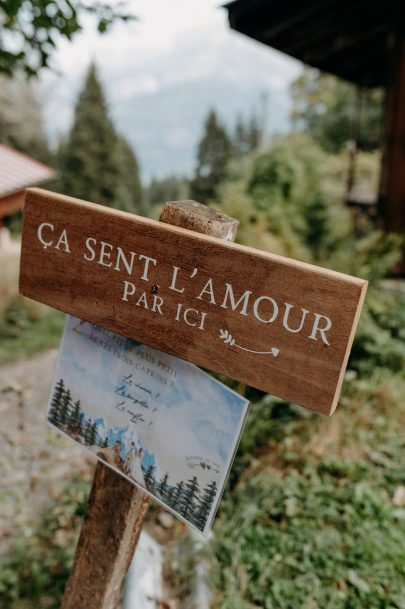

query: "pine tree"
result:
(83, 418), (94, 445)
(190, 109), (231, 203)
(48, 379), (65, 426)
(58, 64), (143, 214)
(68, 400), (82, 434)
(232, 113), (260, 160)
(101, 435), (109, 448)
(170, 481), (184, 510)
(233, 114), (247, 160)
(144, 464), (156, 490)
(166, 486), (175, 505)
(114, 135), (146, 215)
(60, 388), (73, 427)
(247, 113), (261, 152)
(89, 421), (98, 446)
(180, 476), (200, 519)
(158, 473), (169, 499)
(196, 480), (218, 530)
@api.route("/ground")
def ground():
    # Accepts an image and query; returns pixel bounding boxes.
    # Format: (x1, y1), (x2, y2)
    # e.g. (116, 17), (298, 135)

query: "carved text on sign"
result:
(20, 189), (368, 415)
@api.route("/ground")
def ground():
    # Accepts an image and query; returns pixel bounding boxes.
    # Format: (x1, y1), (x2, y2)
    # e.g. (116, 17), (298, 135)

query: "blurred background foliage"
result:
(0, 0), (134, 77)
(0, 23), (404, 608)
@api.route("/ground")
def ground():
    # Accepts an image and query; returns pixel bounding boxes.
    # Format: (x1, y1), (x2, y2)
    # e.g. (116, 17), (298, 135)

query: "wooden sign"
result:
(19, 188), (367, 416)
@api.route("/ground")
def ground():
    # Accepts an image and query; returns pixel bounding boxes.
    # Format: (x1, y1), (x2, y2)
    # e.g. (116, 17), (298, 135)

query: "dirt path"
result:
(0, 349), (93, 556)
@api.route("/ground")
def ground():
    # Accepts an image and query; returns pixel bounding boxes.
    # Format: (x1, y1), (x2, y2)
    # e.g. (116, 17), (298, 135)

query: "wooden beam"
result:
(228, 0), (340, 44)
(226, 0), (394, 88)
(386, 13), (405, 230)
(379, 2), (405, 269)
(60, 200), (239, 609)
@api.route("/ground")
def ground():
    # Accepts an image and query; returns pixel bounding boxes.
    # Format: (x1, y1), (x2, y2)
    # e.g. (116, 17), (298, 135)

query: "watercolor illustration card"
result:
(47, 315), (250, 534)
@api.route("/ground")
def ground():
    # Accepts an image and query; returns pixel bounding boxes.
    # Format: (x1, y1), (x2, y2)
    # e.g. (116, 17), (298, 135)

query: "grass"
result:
(0, 301), (65, 365)
(0, 476), (91, 609)
(209, 371), (405, 609)
(0, 252), (65, 364)
(1, 371), (403, 609)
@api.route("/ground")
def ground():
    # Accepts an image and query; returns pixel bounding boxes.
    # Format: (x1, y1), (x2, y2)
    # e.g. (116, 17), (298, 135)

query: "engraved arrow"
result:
(219, 329), (279, 357)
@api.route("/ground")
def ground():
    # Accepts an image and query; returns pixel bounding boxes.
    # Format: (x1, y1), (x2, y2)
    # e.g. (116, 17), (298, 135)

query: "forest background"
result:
(0, 2), (404, 608)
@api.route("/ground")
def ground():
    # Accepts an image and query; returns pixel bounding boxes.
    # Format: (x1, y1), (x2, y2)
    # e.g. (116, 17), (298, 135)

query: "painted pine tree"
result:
(60, 388), (73, 427)
(170, 481), (184, 510)
(157, 472), (169, 499)
(48, 378), (65, 426)
(144, 464), (156, 490)
(68, 400), (82, 434)
(83, 418), (93, 445)
(196, 480), (218, 530)
(180, 476), (200, 519)
(166, 486), (175, 505)
(89, 421), (98, 446)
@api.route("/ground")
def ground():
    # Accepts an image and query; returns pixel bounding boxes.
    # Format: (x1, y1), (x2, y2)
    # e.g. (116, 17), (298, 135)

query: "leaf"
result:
(346, 569), (370, 594)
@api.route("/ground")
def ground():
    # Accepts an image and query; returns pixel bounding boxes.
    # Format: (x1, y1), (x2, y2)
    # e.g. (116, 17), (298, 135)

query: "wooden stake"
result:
(61, 200), (239, 609)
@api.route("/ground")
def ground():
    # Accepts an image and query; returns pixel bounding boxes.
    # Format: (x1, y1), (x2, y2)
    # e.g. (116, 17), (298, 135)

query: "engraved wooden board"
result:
(19, 188), (368, 415)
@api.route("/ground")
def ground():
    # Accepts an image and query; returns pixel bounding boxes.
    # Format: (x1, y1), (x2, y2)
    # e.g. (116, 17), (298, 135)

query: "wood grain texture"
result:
(160, 199), (239, 241)
(61, 462), (151, 609)
(19, 188), (368, 415)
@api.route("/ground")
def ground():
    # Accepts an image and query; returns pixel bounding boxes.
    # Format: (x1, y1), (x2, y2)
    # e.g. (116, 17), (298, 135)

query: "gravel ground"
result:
(0, 350), (93, 556)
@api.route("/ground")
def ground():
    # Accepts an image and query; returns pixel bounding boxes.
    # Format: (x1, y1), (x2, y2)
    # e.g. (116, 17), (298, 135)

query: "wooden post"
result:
(379, 3), (405, 272)
(61, 200), (239, 609)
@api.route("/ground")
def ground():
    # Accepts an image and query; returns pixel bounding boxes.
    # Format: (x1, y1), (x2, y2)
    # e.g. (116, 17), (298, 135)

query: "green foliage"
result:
(190, 109), (232, 203)
(114, 135), (146, 214)
(0, 75), (51, 161)
(351, 284), (405, 376)
(246, 134), (341, 261)
(0, 476), (91, 609)
(209, 371), (405, 609)
(212, 465), (405, 609)
(0, 297), (65, 364)
(291, 68), (383, 153)
(190, 107), (261, 206)
(321, 230), (405, 376)
(57, 64), (145, 215)
(233, 113), (261, 160)
(215, 182), (289, 257)
(0, 0), (135, 77)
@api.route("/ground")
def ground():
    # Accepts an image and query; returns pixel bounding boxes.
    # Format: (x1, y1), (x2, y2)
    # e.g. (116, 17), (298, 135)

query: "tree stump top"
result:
(159, 200), (239, 242)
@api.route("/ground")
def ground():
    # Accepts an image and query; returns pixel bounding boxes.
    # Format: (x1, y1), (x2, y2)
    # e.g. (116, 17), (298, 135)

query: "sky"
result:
(51, 316), (250, 489)
(40, 0), (302, 179)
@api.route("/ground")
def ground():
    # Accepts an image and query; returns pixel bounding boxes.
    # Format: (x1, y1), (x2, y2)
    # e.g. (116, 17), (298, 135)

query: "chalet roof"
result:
(0, 144), (55, 199)
(225, 0), (399, 88)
